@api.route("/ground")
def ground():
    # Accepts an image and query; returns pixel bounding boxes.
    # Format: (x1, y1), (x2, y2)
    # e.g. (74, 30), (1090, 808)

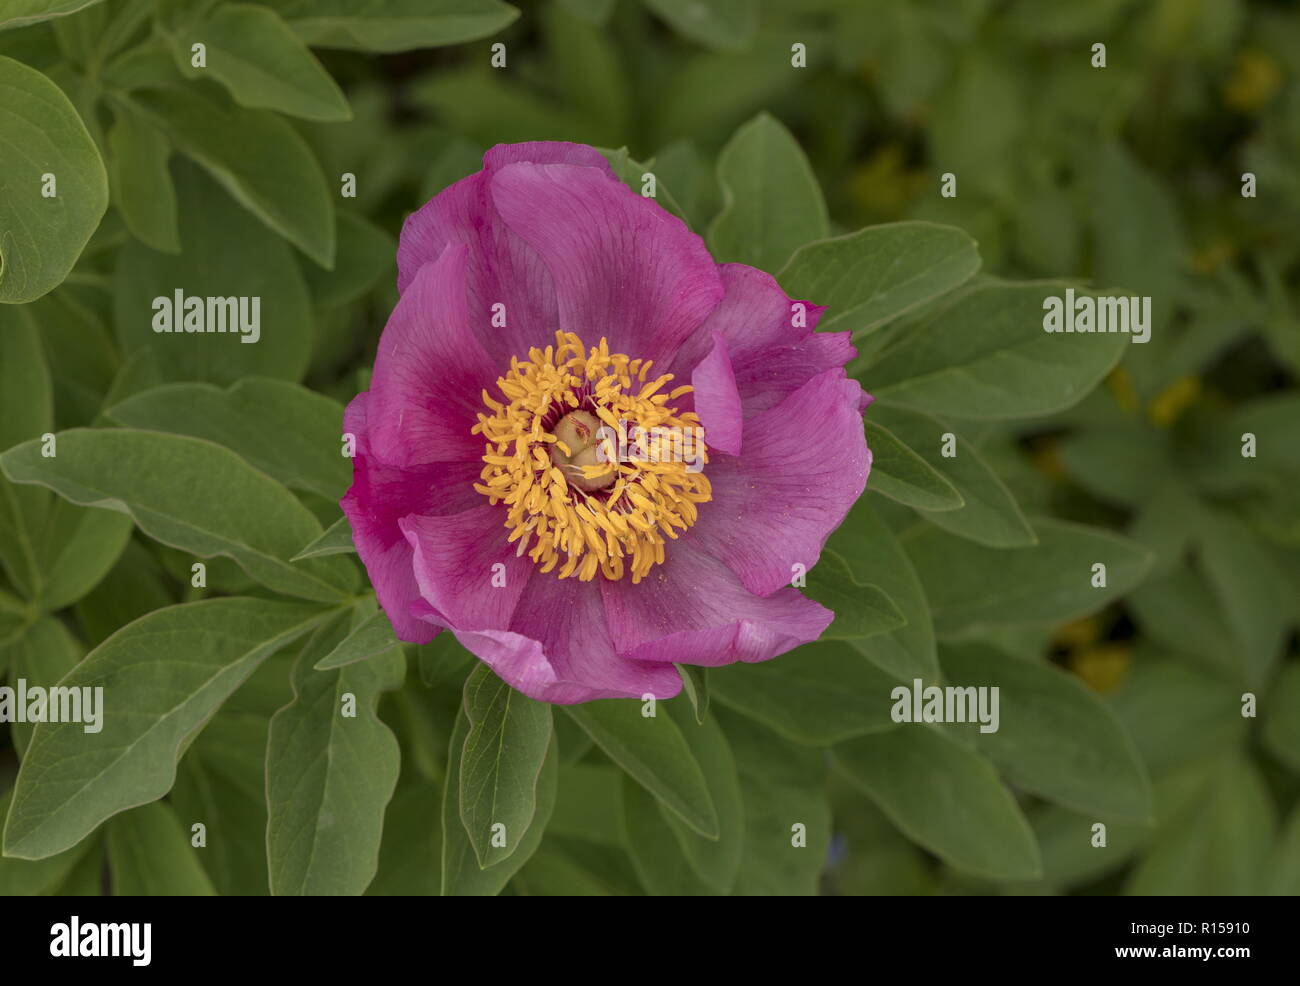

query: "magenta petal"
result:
(689, 368), (871, 597)
(400, 506), (533, 632)
(670, 264), (854, 416)
(601, 540), (832, 666)
(690, 332), (742, 455)
(366, 244), (498, 468)
(488, 162), (724, 365)
(396, 143), (616, 366)
(341, 392), (483, 644)
(454, 576), (683, 704)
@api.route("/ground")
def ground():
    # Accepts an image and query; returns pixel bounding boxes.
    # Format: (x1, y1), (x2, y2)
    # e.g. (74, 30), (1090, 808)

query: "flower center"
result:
(473, 332), (711, 583)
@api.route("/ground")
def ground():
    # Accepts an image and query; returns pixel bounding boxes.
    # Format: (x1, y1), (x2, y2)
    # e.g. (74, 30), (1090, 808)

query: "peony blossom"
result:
(341, 141), (872, 703)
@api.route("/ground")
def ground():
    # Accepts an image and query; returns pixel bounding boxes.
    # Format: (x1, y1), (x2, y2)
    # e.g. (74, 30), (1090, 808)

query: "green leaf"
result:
(676, 664), (708, 724)
(0, 307), (53, 601)
(642, 0), (755, 51)
(2, 597), (327, 859)
(711, 639), (900, 745)
(0, 428), (358, 602)
(941, 642), (1153, 822)
(904, 518), (1152, 634)
(0, 791), (98, 895)
(564, 700), (718, 838)
(2, 616), (82, 755)
(441, 707), (558, 896)
(313, 607), (398, 670)
(293, 516), (355, 561)
(132, 86), (335, 266)
(171, 3), (351, 122)
(708, 112), (828, 272)
(804, 550), (907, 640)
(0, 56), (108, 303)
(301, 210), (394, 305)
(1029, 803), (1149, 890)
(111, 163), (316, 385)
(718, 708), (829, 895)
(266, 612), (403, 895)
(660, 702), (744, 893)
(866, 280), (1129, 419)
(828, 497), (939, 682)
(458, 665), (553, 868)
(73, 539), (174, 647)
(1125, 756), (1274, 896)
(107, 801), (215, 895)
(1263, 663), (1300, 774)
(106, 378), (350, 500)
(34, 496), (133, 611)
(864, 419), (964, 511)
(777, 221), (980, 338)
(276, 0), (520, 53)
(619, 777), (714, 894)
(367, 779), (442, 896)
(834, 726), (1043, 881)
(0, 0), (105, 31)
(869, 404), (1036, 547)
(107, 104), (180, 253)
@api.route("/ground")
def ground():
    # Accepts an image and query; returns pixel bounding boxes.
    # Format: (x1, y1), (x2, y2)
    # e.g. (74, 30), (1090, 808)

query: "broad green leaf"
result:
(711, 639), (900, 745)
(599, 146), (689, 225)
(941, 642), (1152, 822)
(73, 539), (174, 647)
(275, 0), (520, 53)
(564, 700), (718, 838)
(620, 777), (715, 895)
(1, 428), (358, 602)
(866, 280), (1129, 419)
(642, 0), (755, 51)
(1108, 654), (1247, 777)
(827, 494), (939, 683)
(367, 779), (442, 896)
(870, 404), (1036, 547)
(1029, 803), (1149, 890)
(1196, 511), (1293, 686)
(314, 607), (398, 670)
(106, 378), (350, 500)
(903, 518), (1152, 634)
(132, 86), (335, 266)
(442, 708), (558, 896)
(0, 791), (97, 895)
(660, 702), (744, 893)
(0, 56), (107, 303)
(708, 112), (828, 272)
(1271, 808), (1300, 896)
(301, 210), (394, 305)
(834, 726), (1042, 881)
(0, 0), (105, 31)
(2, 597), (326, 859)
(112, 163), (316, 385)
(293, 516), (355, 560)
(513, 835), (641, 896)
(107, 104), (179, 253)
(1125, 756), (1274, 896)
(266, 613), (403, 895)
(172, 3), (351, 122)
(458, 665), (553, 867)
(0, 586), (30, 649)
(0, 307), (53, 600)
(3, 615), (82, 755)
(865, 418), (963, 511)
(804, 550), (907, 640)
(718, 708), (829, 895)
(777, 221), (980, 338)
(34, 497), (133, 611)
(107, 801), (215, 895)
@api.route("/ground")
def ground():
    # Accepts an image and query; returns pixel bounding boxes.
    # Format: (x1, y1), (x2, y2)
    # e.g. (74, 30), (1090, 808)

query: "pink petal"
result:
(690, 332), (743, 455)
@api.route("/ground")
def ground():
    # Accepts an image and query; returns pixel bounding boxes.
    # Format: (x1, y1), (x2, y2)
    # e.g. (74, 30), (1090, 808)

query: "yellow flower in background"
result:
(1223, 50), (1281, 112)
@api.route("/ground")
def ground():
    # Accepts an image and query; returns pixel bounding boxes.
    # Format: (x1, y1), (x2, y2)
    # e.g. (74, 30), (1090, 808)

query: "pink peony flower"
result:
(342, 141), (872, 704)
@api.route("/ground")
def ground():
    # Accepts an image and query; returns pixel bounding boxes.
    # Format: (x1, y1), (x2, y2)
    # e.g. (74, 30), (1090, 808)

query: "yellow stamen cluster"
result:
(473, 332), (711, 583)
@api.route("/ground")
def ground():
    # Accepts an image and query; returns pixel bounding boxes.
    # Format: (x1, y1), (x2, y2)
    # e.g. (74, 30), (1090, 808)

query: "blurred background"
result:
(3, 0), (1298, 895)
